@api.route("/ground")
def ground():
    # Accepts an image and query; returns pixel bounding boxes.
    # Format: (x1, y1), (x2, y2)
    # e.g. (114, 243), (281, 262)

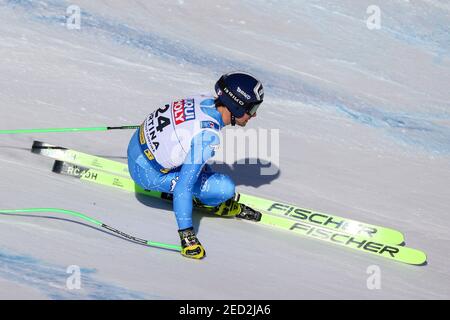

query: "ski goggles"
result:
(246, 101), (261, 116)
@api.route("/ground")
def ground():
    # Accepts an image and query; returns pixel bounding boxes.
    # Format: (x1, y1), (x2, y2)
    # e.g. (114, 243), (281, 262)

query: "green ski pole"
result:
(0, 125), (139, 134)
(0, 208), (181, 252)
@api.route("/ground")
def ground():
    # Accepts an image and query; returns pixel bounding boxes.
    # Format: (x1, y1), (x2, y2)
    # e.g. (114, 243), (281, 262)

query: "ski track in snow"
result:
(3, 0), (450, 154)
(0, 248), (150, 299)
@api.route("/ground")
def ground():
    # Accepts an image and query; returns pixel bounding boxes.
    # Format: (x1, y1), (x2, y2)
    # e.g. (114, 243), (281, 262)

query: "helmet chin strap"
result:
(231, 115), (236, 126)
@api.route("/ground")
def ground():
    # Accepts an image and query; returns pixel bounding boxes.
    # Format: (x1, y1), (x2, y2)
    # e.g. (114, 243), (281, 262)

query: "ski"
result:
(50, 160), (426, 265)
(51, 159), (171, 200)
(31, 141), (130, 177)
(31, 140), (405, 245)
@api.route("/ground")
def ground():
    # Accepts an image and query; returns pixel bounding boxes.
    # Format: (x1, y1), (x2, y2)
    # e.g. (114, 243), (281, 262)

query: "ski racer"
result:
(127, 72), (264, 259)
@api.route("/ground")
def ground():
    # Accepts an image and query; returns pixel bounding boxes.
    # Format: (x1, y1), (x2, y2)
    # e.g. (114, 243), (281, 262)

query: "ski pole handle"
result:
(0, 125), (140, 134)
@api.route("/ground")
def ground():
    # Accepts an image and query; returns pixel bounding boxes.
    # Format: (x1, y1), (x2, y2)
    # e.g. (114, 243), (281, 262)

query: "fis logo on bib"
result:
(173, 99), (196, 125)
(201, 121), (220, 131)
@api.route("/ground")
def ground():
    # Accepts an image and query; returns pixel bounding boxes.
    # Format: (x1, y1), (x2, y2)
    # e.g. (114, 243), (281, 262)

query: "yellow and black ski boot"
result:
(178, 227), (206, 259)
(214, 198), (242, 217)
(214, 195), (262, 221)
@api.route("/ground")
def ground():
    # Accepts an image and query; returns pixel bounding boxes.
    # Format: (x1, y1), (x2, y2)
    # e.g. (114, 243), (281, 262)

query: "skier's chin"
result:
(236, 121), (248, 127)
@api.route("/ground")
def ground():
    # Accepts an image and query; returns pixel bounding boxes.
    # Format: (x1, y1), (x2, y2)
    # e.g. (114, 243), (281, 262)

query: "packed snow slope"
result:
(1, 0), (449, 299)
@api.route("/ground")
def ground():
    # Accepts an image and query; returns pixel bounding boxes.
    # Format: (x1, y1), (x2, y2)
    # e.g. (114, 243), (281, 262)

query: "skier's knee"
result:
(218, 174), (236, 202)
(196, 173), (235, 206)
